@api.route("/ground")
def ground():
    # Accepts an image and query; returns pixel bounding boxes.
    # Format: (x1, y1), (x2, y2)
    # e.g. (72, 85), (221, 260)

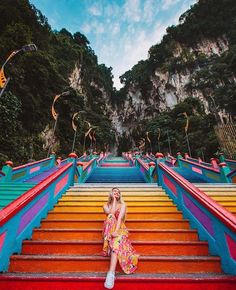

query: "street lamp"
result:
(0, 44), (37, 97)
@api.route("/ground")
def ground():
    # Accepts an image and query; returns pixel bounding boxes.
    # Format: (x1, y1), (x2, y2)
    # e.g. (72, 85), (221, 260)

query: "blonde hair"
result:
(107, 187), (125, 205)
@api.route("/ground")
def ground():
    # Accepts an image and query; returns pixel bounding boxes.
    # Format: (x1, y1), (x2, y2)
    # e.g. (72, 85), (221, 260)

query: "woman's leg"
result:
(104, 251), (118, 289)
(109, 251), (118, 272)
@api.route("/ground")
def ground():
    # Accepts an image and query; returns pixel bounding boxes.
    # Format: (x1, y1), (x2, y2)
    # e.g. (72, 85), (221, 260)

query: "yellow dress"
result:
(102, 208), (139, 274)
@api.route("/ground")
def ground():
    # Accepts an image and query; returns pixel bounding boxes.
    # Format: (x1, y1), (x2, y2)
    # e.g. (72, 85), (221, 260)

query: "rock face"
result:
(68, 37), (230, 152)
(110, 37), (229, 139)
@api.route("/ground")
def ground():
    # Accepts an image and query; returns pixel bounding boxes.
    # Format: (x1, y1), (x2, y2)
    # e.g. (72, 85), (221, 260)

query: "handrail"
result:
(136, 158), (149, 170)
(159, 162), (236, 231)
(12, 157), (52, 171)
(0, 163), (72, 226)
(179, 158), (220, 173)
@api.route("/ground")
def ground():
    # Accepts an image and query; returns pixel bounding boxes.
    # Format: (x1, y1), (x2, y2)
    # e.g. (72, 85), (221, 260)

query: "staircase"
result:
(0, 182), (36, 209)
(1, 184), (233, 289)
(195, 184), (236, 215)
(86, 157), (145, 183)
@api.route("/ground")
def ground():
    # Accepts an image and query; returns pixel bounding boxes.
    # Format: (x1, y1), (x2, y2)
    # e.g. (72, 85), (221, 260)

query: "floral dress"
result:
(102, 208), (139, 274)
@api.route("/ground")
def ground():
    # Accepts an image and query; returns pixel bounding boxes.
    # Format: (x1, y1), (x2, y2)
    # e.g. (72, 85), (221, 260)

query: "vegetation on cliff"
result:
(0, 0), (114, 164)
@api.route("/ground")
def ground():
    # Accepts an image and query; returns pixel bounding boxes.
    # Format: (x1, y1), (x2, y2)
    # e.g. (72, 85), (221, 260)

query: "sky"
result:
(30, 0), (197, 88)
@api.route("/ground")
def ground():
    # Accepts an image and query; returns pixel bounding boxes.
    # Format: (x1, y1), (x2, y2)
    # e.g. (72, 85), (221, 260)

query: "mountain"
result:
(110, 0), (236, 156)
(0, 0), (115, 165)
(0, 0), (235, 164)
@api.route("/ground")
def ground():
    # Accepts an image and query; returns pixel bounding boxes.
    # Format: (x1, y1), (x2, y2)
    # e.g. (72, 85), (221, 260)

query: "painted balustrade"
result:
(0, 154), (56, 183)
(76, 156), (98, 183)
(157, 162), (236, 275)
(135, 158), (156, 183)
(0, 156), (77, 272)
(177, 154), (231, 183)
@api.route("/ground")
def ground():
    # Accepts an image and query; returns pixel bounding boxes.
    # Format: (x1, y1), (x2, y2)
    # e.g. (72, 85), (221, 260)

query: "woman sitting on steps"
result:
(103, 187), (139, 289)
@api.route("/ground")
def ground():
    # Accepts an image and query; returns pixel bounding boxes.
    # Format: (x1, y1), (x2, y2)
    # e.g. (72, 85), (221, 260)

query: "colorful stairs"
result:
(1, 184), (234, 289)
(86, 167), (145, 183)
(195, 184), (236, 215)
(0, 182), (36, 209)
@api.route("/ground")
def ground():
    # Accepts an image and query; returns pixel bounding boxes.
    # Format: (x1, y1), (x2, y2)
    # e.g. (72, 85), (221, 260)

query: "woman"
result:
(103, 187), (139, 289)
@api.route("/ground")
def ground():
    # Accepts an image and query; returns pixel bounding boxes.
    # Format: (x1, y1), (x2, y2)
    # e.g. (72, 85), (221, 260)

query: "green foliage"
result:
(0, 0), (115, 164)
(129, 98), (219, 160)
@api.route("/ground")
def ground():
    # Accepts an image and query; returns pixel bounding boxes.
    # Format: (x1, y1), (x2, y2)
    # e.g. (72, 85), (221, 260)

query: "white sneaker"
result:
(104, 271), (115, 289)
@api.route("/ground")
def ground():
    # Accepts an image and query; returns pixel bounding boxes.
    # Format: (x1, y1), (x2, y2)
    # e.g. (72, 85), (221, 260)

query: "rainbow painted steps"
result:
(195, 184), (236, 215)
(0, 182), (36, 209)
(1, 184), (235, 289)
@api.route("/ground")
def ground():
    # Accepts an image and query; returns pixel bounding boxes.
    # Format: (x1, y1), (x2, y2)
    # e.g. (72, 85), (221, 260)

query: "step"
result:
(22, 240), (209, 256)
(9, 255), (221, 274)
(57, 201), (174, 206)
(65, 192), (166, 196)
(61, 196), (170, 201)
(32, 229), (199, 241)
(1, 273), (235, 290)
(72, 184), (160, 188)
(47, 211), (184, 220)
(52, 205), (179, 212)
(40, 219), (190, 230)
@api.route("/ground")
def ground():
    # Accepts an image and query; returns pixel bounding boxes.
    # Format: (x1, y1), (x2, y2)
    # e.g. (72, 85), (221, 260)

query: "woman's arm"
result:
(112, 204), (126, 236)
(103, 195), (117, 215)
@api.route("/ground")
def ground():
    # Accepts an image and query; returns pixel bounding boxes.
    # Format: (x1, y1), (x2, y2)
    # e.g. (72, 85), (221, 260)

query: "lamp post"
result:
(0, 44), (37, 98)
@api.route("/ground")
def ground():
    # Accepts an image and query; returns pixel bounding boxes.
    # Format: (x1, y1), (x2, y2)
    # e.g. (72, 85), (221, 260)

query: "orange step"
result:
(32, 228), (199, 241)
(9, 255), (221, 274)
(21, 240), (210, 256)
(46, 211), (184, 220)
(40, 219), (190, 229)
(52, 205), (178, 212)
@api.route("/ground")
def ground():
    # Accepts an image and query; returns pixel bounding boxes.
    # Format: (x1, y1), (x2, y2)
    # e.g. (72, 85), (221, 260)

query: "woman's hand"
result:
(111, 231), (119, 238)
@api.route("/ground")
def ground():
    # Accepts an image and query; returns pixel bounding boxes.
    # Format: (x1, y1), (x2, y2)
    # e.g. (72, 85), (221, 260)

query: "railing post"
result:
(176, 152), (183, 167)
(155, 153), (164, 186)
(219, 162), (231, 183)
(210, 158), (219, 169)
(1, 161), (14, 182)
(68, 153), (78, 186)
(219, 153), (225, 163)
(49, 152), (56, 167)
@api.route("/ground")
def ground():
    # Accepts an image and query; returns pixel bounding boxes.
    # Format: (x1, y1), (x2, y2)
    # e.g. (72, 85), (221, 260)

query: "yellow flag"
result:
(85, 127), (93, 137)
(0, 68), (7, 89)
(146, 132), (151, 144)
(51, 94), (61, 120)
(182, 112), (189, 133)
(72, 112), (79, 131)
(157, 128), (161, 141)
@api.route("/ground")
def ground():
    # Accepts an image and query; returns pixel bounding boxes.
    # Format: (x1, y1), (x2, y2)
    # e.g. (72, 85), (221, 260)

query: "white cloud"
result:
(81, 23), (92, 34)
(161, 0), (181, 11)
(143, 0), (157, 23)
(88, 3), (102, 16)
(123, 0), (141, 22)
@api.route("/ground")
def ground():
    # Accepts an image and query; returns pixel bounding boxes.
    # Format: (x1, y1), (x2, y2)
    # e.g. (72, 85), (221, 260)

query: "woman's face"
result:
(112, 188), (120, 200)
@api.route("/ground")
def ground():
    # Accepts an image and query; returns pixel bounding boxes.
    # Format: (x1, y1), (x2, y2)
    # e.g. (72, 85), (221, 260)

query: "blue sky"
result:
(30, 0), (197, 88)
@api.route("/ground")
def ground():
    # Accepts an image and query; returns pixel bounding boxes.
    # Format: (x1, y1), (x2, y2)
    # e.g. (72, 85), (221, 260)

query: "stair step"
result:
(32, 229), (199, 241)
(47, 211), (184, 219)
(61, 196), (170, 201)
(57, 201), (174, 206)
(40, 219), (190, 229)
(1, 273), (235, 290)
(9, 255), (221, 274)
(52, 205), (179, 213)
(22, 240), (210, 256)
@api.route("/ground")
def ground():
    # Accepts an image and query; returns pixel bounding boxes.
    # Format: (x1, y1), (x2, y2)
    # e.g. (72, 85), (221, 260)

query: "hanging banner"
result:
(93, 130), (96, 142)
(182, 112), (189, 133)
(72, 112), (80, 131)
(157, 128), (161, 141)
(51, 94), (61, 120)
(146, 131), (151, 144)
(0, 68), (7, 89)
